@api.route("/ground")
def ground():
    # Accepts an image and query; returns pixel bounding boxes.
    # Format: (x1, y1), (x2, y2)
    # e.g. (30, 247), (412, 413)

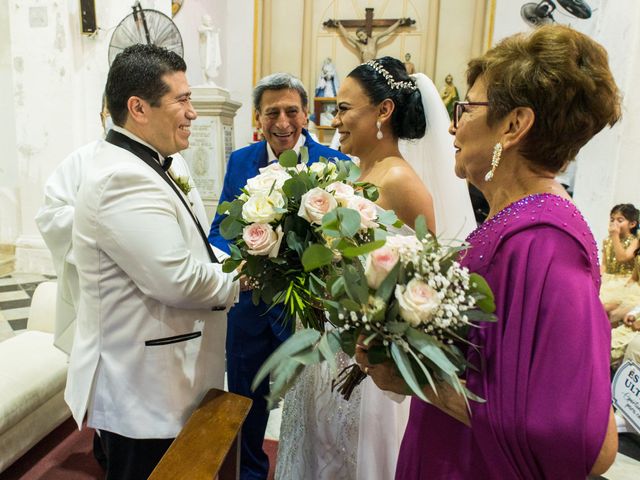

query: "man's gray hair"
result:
(252, 73), (308, 111)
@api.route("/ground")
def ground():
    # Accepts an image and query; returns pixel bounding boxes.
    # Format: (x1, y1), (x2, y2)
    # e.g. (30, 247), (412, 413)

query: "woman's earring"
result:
(376, 120), (383, 140)
(484, 142), (503, 182)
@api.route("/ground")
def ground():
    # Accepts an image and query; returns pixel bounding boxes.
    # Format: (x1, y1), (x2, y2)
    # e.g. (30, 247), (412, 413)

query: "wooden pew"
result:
(149, 388), (252, 480)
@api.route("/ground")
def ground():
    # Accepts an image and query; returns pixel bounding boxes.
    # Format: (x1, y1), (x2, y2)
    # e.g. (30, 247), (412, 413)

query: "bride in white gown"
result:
(276, 57), (475, 480)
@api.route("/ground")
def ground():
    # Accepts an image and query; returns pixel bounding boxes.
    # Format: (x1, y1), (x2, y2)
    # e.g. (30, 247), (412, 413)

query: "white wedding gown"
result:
(275, 74), (476, 480)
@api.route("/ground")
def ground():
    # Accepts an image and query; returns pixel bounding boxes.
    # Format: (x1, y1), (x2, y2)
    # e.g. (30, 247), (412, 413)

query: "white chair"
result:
(0, 281), (71, 473)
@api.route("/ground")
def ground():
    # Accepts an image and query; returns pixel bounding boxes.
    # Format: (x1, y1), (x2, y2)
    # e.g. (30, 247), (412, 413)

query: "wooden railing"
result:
(149, 388), (252, 480)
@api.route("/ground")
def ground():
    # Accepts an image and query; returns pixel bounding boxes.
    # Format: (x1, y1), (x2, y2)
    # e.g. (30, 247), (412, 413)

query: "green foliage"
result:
(279, 149), (298, 168)
(414, 215), (428, 240)
(469, 273), (496, 313)
(301, 244), (334, 271)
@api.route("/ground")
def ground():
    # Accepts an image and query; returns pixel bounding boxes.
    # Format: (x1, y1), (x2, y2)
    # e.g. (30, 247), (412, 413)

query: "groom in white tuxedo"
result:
(64, 44), (239, 480)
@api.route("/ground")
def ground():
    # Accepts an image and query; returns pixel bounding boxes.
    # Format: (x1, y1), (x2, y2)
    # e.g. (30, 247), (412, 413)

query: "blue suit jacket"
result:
(209, 129), (349, 337)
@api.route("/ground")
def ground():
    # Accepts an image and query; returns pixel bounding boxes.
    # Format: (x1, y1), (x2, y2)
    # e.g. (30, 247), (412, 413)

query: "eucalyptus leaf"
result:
(405, 328), (459, 375)
(220, 215), (244, 240)
(228, 243), (243, 260)
(469, 273), (496, 312)
(414, 215), (428, 240)
(385, 320), (409, 335)
(375, 262), (400, 303)
(251, 329), (321, 391)
(279, 149), (298, 168)
(222, 258), (241, 273)
(318, 332), (341, 374)
(377, 209), (398, 226)
(301, 244), (334, 271)
(342, 240), (386, 258)
(300, 146), (309, 165)
(465, 309), (498, 322)
(282, 176), (309, 199)
(390, 343), (429, 402)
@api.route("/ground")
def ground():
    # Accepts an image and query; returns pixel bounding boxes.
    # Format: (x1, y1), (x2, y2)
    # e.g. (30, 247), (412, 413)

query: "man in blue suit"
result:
(209, 73), (348, 480)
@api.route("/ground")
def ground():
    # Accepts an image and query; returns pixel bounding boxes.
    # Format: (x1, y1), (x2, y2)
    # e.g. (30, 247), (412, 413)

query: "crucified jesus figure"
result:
(335, 18), (407, 62)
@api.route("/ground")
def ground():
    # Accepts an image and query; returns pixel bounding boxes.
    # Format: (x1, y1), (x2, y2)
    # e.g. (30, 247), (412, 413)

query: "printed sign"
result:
(612, 360), (640, 433)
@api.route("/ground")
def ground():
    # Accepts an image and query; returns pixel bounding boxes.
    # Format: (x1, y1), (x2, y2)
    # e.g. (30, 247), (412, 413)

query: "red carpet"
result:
(1, 418), (277, 480)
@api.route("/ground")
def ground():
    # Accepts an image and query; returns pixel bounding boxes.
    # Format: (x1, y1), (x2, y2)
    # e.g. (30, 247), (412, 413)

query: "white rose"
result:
(395, 279), (441, 326)
(309, 162), (337, 178)
(364, 246), (400, 289)
(347, 196), (378, 229)
(298, 187), (338, 225)
(243, 223), (284, 257)
(326, 181), (355, 206)
(242, 191), (285, 223)
(245, 169), (290, 196)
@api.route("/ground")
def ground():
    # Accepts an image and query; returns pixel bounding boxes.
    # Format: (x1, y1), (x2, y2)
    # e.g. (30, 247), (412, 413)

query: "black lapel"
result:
(105, 130), (219, 264)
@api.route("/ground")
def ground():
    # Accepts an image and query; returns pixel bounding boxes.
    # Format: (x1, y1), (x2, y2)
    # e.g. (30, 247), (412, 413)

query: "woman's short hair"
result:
(466, 25), (621, 173)
(348, 56), (426, 140)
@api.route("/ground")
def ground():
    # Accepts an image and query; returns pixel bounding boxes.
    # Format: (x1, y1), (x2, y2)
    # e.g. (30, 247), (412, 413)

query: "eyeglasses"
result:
(453, 101), (489, 129)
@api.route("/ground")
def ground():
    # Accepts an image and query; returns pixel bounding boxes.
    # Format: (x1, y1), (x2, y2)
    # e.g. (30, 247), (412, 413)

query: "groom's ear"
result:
(378, 98), (395, 122)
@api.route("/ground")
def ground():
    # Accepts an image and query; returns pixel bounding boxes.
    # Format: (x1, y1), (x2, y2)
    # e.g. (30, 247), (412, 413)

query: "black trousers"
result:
(98, 429), (174, 480)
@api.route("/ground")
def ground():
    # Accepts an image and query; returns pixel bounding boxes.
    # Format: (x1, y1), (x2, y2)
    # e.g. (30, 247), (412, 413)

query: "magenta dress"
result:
(396, 194), (612, 479)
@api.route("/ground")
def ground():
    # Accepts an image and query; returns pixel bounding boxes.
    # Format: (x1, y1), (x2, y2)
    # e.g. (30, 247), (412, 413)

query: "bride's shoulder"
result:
(379, 157), (421, 184)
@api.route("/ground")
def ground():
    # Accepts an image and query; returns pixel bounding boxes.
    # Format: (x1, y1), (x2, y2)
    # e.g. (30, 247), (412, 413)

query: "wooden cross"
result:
(324, 8), (414, 37)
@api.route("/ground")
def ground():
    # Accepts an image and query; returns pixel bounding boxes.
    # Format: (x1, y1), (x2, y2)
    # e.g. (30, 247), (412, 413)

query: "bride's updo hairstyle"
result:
(348, 56), (426, 140)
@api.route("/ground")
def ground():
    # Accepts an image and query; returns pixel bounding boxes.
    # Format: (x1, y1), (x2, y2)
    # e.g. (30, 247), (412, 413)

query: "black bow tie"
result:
(162, 156), (173, 171)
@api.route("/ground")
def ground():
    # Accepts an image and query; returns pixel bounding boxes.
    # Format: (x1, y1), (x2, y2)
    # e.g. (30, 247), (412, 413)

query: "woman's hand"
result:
(355, 340), (409, 395)
(354, 334), (471, 426)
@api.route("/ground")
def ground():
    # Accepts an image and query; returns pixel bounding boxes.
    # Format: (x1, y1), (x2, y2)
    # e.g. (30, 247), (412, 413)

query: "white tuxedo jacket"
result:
(65, 139), (238, 439)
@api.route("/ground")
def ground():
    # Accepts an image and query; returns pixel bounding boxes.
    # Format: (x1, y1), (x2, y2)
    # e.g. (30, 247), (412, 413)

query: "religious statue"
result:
(441, 74), (460, 120)
(403, 53), (416, 74)
(315, 57), (340, 97)
(198, 14), (221, 86)
(325, 16), (414, 63)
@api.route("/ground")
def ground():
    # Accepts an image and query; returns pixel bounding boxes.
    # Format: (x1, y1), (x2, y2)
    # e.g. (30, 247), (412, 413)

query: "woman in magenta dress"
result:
(356, 25), (620, 478)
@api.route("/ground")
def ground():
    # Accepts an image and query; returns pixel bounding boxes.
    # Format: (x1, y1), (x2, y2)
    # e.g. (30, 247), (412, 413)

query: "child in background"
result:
(600, 204), (640, 324)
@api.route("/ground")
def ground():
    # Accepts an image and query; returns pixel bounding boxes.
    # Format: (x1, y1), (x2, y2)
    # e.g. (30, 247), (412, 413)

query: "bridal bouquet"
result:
(218, 147), (399, 331)
(253, 217), (496, 407)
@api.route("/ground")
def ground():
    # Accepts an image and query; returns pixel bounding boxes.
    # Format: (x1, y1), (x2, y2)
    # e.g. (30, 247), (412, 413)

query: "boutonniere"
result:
(167, 167), (192, 196)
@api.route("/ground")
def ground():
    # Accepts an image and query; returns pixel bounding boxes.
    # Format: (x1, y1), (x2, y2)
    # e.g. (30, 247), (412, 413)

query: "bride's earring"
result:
(484, 142), (503, 182)
(376, 120), (383, 140)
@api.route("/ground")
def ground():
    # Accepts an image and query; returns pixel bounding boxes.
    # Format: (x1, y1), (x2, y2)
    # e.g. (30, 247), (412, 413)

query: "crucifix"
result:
(324, 8), (415, 62)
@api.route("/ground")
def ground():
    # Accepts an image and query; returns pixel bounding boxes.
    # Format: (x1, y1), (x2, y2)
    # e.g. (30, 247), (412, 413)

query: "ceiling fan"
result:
(521, 0), (592, 27)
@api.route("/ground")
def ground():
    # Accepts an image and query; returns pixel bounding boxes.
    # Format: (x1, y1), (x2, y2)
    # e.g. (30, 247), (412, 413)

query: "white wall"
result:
(0, 1), (20, 245)
(0, 0), (255, 272)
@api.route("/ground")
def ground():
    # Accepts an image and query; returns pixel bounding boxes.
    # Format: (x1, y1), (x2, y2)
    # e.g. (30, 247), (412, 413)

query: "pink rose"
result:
(365, 246), (400, 289)
(395, 279), (441, 326)
(326, 181), (355, 206)
(298, 187), (338, 224)
(346, 196), (378, 229)
(242, 223), (283, 257)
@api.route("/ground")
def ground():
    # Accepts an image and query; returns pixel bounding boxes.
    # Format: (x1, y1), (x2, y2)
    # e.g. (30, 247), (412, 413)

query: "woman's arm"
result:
(589, 408), (617, 476)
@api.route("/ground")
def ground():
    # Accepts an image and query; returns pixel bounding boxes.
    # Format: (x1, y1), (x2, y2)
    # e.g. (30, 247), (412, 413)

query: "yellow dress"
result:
(600, 236), (638, 308)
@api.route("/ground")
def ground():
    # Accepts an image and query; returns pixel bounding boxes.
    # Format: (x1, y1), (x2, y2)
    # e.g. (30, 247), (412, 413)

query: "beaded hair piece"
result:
(363, 60), (417, 91)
